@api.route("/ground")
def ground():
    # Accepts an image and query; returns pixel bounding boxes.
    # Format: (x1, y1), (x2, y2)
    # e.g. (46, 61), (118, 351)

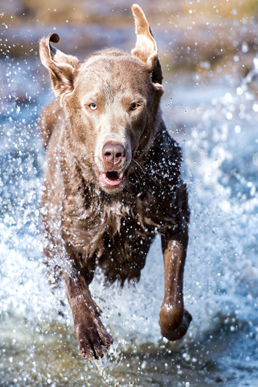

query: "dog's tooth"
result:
(119, 172), (124, 179)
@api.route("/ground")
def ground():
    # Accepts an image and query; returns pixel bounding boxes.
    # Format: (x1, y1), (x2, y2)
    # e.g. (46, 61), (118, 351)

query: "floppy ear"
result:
(39, 33), (80, 101)
(131, 4), (163, 84)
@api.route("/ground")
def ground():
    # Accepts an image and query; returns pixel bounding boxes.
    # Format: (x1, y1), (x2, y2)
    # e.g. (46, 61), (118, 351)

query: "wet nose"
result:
(102, 142), (125, 166)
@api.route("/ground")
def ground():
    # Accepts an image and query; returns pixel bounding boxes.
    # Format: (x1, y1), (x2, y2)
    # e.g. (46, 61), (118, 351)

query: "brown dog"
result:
(39, 4), (192, 360)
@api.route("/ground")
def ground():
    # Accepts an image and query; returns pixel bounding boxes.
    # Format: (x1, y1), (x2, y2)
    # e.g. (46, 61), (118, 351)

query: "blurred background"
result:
(1, 1), (258, 386)
(1, 0), (258, 74)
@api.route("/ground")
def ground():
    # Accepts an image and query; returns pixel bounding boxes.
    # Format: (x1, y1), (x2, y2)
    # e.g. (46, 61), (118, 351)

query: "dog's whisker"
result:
(132, 158), (144, 173)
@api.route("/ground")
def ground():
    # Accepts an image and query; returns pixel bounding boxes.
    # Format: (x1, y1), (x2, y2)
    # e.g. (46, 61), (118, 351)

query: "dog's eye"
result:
(131, 102), (140, 111)
(89, 103), (97, 111)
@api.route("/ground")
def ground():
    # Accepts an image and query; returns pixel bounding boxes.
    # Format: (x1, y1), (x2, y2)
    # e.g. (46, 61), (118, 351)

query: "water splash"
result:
(1, 55), (258, 385)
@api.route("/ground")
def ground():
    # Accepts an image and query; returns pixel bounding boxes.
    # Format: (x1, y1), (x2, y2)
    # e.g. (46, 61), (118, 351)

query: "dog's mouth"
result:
(98, 170), (126, 188)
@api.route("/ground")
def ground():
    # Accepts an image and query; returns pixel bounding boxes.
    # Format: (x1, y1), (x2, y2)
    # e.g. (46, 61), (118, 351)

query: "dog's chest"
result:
(95, 205), (156, 284)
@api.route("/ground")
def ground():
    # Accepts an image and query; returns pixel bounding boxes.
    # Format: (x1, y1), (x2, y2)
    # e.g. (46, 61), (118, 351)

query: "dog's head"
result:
(40, 5), (164, 194)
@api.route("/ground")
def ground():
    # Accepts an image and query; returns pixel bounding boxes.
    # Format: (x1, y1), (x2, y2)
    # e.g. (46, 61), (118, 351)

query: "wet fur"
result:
(39, 4), (191, 360)
(61, 124), (188, 285)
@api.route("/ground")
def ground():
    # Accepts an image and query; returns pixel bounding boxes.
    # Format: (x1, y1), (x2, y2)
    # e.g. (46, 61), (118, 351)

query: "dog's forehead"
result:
(81, 50), (145, 71)
(76, 51), (151, 93)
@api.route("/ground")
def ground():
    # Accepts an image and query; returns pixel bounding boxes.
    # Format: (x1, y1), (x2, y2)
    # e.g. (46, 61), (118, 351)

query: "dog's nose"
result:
(102, 143), (125, 166)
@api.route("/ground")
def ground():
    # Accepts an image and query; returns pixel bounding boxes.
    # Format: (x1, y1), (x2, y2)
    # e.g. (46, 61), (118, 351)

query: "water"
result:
(0, 52), (258, 386)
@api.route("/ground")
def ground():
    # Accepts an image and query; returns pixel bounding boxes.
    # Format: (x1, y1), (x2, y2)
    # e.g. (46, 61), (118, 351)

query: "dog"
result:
(39, 4), (192, 360)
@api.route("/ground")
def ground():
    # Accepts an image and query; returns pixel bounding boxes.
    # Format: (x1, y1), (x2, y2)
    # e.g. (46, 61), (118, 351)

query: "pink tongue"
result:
(99, 172), (122, 186)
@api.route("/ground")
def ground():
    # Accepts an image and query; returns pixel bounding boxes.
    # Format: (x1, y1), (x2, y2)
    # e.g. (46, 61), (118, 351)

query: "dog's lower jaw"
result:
(99, 171), (126, 186)
(97, 169), (127, 193)
(99, 182), (126, 194)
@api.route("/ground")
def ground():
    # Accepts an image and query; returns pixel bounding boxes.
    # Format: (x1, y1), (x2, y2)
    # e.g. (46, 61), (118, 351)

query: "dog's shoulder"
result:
(143, 123), (182, 187)
(39, 99), (64, 149)
(153, 123), (182, 165)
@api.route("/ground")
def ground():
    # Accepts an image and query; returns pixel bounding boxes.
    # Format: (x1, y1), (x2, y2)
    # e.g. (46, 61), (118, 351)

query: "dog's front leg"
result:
(159, 229), (192, 341)
(64, 268), (113, 360)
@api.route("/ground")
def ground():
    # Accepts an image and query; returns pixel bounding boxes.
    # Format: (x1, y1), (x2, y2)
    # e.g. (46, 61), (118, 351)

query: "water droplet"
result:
(252, 153), (258, 166)
(241, 42), (249, 53)
(253, 103), (258, 112)
(236, 87), (243, 95)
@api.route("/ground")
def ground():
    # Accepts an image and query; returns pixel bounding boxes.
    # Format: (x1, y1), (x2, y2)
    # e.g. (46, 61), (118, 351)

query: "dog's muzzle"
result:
(97, 142), (127, 190)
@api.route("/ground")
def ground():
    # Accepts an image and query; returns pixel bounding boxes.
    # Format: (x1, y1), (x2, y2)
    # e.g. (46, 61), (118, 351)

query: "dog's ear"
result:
(39, 33), (80, 100)
(131, 4), (163, 85)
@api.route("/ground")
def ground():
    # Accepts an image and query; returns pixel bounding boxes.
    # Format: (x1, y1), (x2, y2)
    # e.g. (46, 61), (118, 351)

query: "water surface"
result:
(0, 37), (258, 387)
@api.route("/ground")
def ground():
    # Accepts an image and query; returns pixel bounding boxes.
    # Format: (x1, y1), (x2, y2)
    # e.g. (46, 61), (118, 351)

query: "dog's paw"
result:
(75, 316), (113, 360)
(159, 307), (192, 341)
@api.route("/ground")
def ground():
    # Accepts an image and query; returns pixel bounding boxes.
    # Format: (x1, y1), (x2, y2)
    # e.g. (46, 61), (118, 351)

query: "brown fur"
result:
(39, 4), (192, 360)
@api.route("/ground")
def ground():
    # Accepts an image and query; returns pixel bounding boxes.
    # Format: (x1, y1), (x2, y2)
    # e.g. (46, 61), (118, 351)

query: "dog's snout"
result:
(102, 142), (125, 167)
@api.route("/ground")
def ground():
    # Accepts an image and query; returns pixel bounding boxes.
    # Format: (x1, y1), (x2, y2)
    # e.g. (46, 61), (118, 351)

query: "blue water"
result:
(0, 54), (258, 386)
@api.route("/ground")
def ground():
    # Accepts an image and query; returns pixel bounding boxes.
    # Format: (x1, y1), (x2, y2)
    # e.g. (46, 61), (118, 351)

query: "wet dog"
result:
(39, 4), (192, 360)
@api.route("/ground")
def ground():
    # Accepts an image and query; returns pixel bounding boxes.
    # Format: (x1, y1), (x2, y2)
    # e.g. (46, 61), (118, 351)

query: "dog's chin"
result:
(98, 171), (126, 194)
